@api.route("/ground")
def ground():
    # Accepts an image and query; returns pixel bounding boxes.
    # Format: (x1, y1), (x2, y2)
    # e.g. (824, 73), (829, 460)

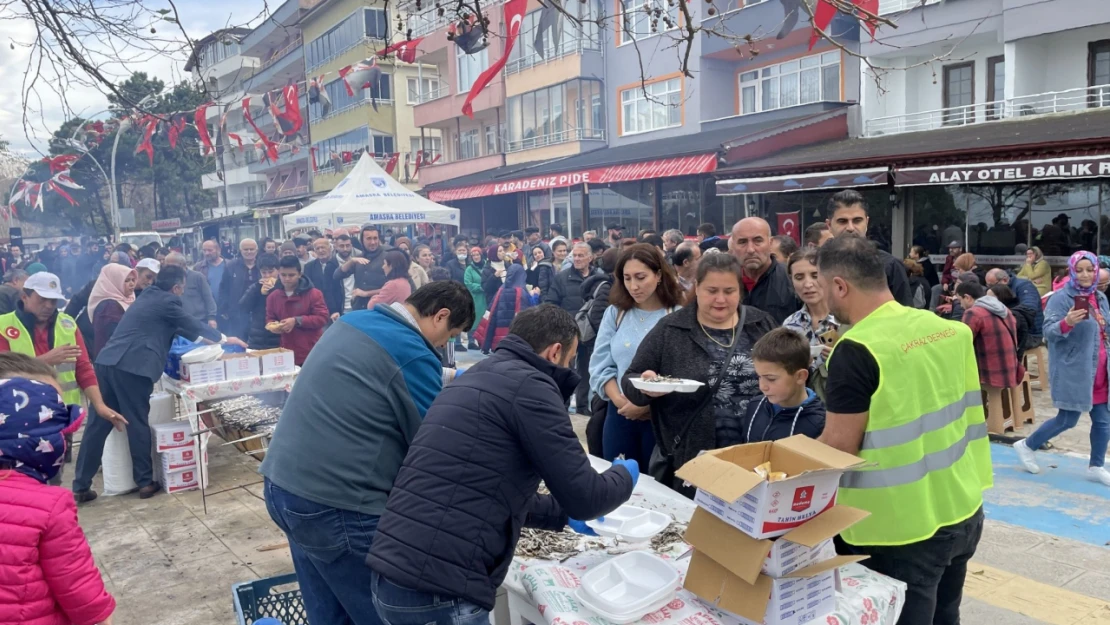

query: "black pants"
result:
(839, 507), (984, 625)
(586, 395), (607, 456)
(73, 366), (155, 492)
(575, 341), (593, 413)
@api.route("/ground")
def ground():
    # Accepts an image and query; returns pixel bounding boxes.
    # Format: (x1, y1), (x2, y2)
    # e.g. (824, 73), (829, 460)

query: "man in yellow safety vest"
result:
(0, 272), (126, 483)
(816, 235), (993, 625)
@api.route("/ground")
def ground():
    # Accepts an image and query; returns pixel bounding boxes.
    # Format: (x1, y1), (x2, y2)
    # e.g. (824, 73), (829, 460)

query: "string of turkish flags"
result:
(463, 0), (527, 118)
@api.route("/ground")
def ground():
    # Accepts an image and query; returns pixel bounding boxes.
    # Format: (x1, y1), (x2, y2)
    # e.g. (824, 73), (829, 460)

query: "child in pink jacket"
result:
(0, 352), (116, 625)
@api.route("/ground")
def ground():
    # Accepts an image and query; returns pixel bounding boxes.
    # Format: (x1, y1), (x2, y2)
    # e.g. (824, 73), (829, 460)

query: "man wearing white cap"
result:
(135, 258), (160, 296)
(0, 272), (125, 483)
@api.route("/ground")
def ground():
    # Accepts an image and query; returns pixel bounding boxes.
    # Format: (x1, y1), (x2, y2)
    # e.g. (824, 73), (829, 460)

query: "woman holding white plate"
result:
(622, 253), (777, 494)
(589, 244), (683, 467)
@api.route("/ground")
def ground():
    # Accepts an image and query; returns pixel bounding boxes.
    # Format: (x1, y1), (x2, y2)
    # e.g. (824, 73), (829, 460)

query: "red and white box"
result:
(161, 446), (200, 471)
(153, 421), (193, 452)
(250, 348), (296, 375)
(163, 466), (199, 494)
(223, 354), (261, 380)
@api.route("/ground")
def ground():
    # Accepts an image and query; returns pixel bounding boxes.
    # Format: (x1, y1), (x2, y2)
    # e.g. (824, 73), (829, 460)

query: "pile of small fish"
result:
(649, 522), (687, 552)
(209, 396), (281, 435)
(515, 528), (608, 561)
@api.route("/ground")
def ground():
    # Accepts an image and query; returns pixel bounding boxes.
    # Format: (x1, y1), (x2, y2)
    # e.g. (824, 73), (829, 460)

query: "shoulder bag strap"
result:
(663, 306), (747, 455)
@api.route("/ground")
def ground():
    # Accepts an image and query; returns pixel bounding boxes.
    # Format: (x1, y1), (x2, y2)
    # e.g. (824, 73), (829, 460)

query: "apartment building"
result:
(299, 0), (438, 194)
(715, 0), (1110, 262)
(414, 0), (862, 239)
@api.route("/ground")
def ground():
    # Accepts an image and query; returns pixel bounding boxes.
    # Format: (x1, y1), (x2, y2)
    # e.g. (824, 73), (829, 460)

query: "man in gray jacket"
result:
(163, 253), (218, 327)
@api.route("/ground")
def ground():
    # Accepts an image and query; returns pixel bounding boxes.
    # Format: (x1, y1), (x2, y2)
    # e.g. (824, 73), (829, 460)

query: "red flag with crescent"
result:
(809, 0), (837, 50)
(378, 37), (424, 63)
(196, 102), (215, 155)
(462, 0), (527, 118)
(384, 152), (400, 174)
(776, 211), (802, 246)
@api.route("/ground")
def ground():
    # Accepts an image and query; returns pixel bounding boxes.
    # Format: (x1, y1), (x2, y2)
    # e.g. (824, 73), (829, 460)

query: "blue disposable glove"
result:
(567, 518), (601, 536)
(454, 368), (466, 378)
(613, 458), (640, 488)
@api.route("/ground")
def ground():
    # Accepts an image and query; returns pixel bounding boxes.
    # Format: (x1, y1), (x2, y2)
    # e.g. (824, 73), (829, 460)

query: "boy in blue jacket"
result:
(742, 327), (826, 443)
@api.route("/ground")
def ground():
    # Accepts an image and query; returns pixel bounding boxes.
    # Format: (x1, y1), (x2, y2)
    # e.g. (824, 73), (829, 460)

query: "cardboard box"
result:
(250, 348), (296, 375)
(685, 505), (869, 582)
(686, 550), (845, 625)
(675, 435), (867, 539)
(160, 446), (200, 471)
(180, 359), (226, 384)
(223, 354), (261, 380)
(163, 466), (199, 494)
(153, 421), (194, 452)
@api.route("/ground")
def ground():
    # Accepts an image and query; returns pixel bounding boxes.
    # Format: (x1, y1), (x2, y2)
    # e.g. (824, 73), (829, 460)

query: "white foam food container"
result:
(586, 505), (671, 542)
(576, 551), (679, 624)
(630, 377), (705, 393)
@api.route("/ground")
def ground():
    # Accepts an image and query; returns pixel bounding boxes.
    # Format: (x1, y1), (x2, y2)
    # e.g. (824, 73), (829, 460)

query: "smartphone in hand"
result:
(1075, 295), (1091, 312)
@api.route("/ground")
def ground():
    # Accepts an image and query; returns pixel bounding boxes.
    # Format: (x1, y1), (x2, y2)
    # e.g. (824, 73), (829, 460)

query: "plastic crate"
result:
(232, 573), (309, 625)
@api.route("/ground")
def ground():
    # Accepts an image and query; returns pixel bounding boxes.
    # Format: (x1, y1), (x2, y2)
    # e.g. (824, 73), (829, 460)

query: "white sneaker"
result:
(1013, 440), (1040, 474)
(1089, 466), (1110, 486)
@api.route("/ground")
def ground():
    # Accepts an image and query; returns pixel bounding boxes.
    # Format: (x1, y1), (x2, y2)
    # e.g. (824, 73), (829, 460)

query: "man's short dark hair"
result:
(697, 223), (717, 238)
(407, 281), (476, 331)
(508, 303), (579, 355)
(910, 244), (927, 258)
(428, 266), (451, 281)
(335, 233), (352, 242)
(0, 351), (57, 380)
(155, 264), (187, 291)
(751, 327), (811, 374)
(772, 235), (799, 259)
(816, 235), (887, 291)
(643, 234), (665, 250)
(257, 253), (280, 270)
(587, 239), (606, 255)
(293, 236), (311, 248)
(828, 189), (868, 218)
(956, 281), (986, 299)
(550, 223), (564, 235)
(804, 223), (830, 247)
(279, 255), (303, 272)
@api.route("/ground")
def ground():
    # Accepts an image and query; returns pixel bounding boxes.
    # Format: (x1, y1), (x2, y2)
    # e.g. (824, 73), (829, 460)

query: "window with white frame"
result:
(457, 129), (481, 160)
(407, 77), (441, 103)
(306, 8), (389, 69)
(620, 78), (681, 135)
(620, 0), (678, 44)
(739, 52), (840, 114)
(485, 126), (498, 155)
(309, 73), (393, 120)
(457, 50), (490, 92)
(410, 136), (443, 158)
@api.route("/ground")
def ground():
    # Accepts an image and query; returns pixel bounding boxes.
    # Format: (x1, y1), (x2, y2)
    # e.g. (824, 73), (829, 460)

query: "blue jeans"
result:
(372, 571), (490, 625)
(1025, 404), (1110, 467)
(263, 479), (383, 625)
(602, 400), (656, 466)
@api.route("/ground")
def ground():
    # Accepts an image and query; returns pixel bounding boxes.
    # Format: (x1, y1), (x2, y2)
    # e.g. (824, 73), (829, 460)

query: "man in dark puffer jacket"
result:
(368, 304), (637, 624)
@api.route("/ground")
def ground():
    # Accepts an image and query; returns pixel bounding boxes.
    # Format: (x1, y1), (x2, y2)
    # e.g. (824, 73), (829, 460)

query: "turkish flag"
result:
(378, 37), (424, 63)
(808, 0), (837, 50)
(777, 211), (801, 246)
(462, 0), (527, 118)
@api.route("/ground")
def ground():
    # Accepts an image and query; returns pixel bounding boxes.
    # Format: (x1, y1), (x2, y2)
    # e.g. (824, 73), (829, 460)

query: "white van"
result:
(119, 231), (164, 249)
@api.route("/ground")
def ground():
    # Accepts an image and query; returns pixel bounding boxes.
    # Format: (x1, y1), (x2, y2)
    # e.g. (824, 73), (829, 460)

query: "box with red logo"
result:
(152, 421), (194, 452)
(163, 466), (199, 494)
(180, 359), (226, 384)
(675, 435), (867, 539)
(249, 348), (296, 375)
(160, 445), (205, 471)
(223, 354), (261, 380)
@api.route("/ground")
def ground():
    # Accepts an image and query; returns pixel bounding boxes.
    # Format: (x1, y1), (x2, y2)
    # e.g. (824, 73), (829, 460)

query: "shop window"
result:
(660, 177), (717, 237)
(1088, 40), (1110, 107)
(942, 62), (974, 126)
(588, 181), (654, 235)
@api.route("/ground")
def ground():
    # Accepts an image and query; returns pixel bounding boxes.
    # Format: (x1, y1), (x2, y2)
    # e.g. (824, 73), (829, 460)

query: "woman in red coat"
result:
(267, 256), (330, 365)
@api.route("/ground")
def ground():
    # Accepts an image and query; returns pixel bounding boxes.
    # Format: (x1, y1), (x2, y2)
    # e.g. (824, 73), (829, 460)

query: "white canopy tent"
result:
(283, 153), (460, 232)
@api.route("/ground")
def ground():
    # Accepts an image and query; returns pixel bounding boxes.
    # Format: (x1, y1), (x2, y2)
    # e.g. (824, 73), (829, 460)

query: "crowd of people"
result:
(2, 186), (1109, 625)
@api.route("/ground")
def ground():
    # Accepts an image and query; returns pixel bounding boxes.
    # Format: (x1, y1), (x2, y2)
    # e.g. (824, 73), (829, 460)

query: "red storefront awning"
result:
(427, 153), (718, 202)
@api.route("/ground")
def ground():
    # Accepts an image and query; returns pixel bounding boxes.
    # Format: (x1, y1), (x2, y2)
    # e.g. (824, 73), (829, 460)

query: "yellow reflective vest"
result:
(830, 301), (993, 546)
(0, 311), (83, 405)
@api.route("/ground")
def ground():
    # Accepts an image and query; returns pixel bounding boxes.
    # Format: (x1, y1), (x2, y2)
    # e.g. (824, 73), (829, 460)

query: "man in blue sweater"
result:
(260, 281), (475, 625)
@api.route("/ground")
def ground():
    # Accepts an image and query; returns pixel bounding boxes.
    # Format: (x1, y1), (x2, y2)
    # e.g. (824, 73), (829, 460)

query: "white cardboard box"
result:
(163, 466), (200, 494)
(688, 551), (840, 625)
(676, 435), (867, 539)
(250, 348), (296, 375)
(181, 360), (226, 384)
(161, 446), (201, 471)
(223, 354), (261, 380)
(152, 421), (193, 452)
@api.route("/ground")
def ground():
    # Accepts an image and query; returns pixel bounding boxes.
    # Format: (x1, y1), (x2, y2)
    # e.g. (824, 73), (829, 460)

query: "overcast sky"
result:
(0, 0), (261, 156)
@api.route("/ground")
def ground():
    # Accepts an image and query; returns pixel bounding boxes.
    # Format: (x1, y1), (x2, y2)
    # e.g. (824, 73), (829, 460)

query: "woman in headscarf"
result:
(473, 264), (536, 354)
(481, 242), (508, 306)
(463, 246), (488, 351)
(1017, 246), (1052, 296)
(527, 245), (556, 300)
(1014, 251), (1110, 487)
(109, 251), (132, 267)
(86, 263), (137, 359)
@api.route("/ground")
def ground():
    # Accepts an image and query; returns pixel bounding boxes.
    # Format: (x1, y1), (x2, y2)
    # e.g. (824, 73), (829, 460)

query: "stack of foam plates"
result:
(629, 377), (705, 393)
(586, 505), (670, 543)
(575, 552), (679, 624)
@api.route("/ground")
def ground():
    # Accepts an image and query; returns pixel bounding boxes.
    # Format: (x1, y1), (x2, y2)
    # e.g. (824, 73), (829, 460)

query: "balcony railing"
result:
(878, 0), (940, 15)
(259, 36), (303, 71)
(401, 0), (509, 38)
(264, 184), (310, 201)
(416, 85), (450, 104)
(507, 127), (606, 153)
(313, 151), (435, 182)
(306, 35), (388, 73)
(504, 39), (600, 75)
(864, 84), (1110, 137)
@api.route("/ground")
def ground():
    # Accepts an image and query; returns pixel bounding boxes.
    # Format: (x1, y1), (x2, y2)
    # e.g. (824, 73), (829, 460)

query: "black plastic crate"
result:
(232, 573), (309, 625)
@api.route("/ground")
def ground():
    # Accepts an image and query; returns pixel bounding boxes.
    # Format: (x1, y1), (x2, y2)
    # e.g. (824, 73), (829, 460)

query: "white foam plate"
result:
(587, 505), (670, 542)
(576, 552), (679, 624)
(629, 377), (705, 393)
